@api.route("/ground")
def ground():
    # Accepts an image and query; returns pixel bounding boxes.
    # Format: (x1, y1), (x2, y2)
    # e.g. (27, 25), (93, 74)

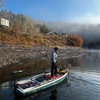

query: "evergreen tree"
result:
(40, 23), (50, 34)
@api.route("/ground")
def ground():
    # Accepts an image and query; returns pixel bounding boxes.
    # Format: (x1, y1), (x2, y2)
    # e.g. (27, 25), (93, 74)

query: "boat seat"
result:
(36, 75), (46, 82)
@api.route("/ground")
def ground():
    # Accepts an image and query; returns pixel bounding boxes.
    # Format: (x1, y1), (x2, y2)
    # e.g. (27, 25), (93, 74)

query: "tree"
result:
(40, 23), (50, 34)
(67, 35), (83, 46)
(0, 0), (5, 7)
(25, 19), (34, 34)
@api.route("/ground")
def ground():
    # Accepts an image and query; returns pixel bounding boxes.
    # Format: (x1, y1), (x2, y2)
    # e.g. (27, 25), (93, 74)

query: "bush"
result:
(67, 35), (83, 46)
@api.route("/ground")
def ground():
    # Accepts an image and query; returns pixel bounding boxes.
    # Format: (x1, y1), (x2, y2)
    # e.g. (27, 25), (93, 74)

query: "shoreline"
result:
(0, 42), (85, 69)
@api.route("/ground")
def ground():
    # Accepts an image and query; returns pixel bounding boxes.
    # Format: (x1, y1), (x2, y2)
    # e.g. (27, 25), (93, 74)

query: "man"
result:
(51, 47), (59, 77)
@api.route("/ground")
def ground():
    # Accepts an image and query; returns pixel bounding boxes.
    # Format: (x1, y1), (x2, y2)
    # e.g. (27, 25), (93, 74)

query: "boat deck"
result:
(17, 74), (63, 90)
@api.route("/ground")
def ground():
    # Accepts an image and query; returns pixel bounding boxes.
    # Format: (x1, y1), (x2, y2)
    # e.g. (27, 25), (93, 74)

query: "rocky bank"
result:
(0, 41), (85, 68)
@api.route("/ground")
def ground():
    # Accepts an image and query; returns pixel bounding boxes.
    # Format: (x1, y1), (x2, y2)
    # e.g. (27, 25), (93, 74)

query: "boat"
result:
(16, 67), (69, 96)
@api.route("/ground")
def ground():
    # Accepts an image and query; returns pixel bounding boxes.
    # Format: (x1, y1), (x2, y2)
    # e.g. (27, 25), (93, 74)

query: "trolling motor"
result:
(12, 70), (24, 92)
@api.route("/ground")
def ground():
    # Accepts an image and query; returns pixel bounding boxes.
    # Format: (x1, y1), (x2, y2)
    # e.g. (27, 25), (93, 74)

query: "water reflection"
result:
(0, 57), (83, 85)
(75, 50), (100, 73)
(49, 89), (58, 100)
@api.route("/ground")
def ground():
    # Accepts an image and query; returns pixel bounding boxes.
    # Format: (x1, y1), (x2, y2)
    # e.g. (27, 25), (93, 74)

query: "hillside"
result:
(0, 10), (83, 47)
(0, 32), (83, 47)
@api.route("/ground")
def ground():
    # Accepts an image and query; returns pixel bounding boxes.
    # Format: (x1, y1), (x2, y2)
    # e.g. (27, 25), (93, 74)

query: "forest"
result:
(0, 10), (83, 47)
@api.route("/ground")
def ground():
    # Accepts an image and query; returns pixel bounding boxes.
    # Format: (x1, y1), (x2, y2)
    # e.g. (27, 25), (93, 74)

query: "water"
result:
(0, 50), (100, 100)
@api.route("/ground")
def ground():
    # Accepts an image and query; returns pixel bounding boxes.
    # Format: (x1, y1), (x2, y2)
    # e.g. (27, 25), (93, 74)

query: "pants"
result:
(51, 62), (57, 76)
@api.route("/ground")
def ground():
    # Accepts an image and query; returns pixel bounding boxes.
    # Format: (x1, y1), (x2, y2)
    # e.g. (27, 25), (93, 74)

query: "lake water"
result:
(0, 50), (100, 100)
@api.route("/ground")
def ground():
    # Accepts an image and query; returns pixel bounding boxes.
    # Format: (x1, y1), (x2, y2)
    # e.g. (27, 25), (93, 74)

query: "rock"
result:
(0, 41), (85, 68)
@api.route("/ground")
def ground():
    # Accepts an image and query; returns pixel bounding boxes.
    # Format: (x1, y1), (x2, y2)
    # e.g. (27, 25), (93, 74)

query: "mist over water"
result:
(47, 22), (100, 48)
(0, 50), (100, 100)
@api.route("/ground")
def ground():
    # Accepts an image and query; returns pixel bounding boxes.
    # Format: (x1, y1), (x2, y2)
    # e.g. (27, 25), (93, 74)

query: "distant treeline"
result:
(47, 22), (100, 49)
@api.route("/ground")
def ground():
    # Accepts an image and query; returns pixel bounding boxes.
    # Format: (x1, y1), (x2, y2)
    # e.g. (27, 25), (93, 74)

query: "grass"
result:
(0, 32), (83, 47)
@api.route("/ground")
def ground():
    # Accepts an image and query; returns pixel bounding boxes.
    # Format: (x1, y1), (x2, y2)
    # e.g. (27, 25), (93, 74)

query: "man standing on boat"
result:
(51, 47), (59, 77)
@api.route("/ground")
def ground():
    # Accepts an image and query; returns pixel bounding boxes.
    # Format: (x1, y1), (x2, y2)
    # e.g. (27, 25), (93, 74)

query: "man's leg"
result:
(51, 62), (54, 76)
(54, 63), (57, 74)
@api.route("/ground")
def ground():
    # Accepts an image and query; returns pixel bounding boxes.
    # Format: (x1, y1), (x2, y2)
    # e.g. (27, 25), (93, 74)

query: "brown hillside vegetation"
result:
(66, 35), (83, 46)
(0, 32), (83, 47)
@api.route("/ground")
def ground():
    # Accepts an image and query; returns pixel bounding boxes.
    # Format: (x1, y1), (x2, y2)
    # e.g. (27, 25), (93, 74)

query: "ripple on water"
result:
(64, 70), (100, 100)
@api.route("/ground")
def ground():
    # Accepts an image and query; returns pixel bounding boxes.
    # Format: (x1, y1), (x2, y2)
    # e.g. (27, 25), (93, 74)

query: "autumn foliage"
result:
(66, 35), (83, 46)
(0, 32), (83, 47)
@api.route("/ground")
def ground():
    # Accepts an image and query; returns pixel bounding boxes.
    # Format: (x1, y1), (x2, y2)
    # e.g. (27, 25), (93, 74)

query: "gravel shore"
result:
(0, 41), (85, 68)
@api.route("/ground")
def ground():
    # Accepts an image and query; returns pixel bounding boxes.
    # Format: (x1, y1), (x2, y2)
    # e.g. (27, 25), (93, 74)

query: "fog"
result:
(47, 21), (100, 48)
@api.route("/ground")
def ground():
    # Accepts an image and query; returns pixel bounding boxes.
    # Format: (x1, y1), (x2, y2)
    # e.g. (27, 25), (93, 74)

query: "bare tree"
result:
(0, 0), (5, 7)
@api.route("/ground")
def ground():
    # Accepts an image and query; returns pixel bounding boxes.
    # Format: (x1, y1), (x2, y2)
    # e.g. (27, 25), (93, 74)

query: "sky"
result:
(1, 0), (100, 23)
